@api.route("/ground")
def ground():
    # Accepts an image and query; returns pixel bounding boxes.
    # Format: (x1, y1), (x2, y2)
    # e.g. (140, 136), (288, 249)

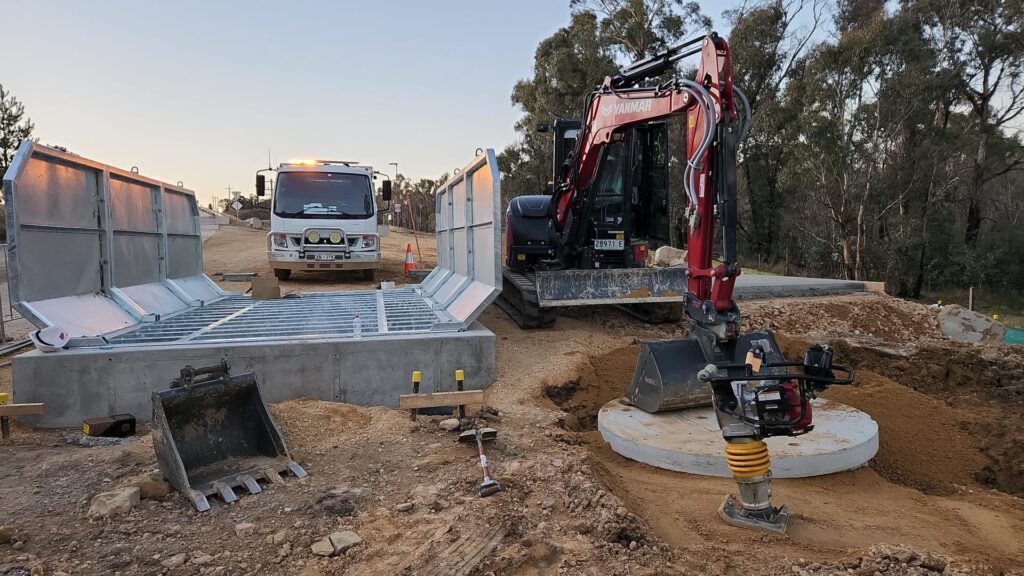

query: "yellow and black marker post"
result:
(455, 369), (466, 419)
(410, 371), (422, 421)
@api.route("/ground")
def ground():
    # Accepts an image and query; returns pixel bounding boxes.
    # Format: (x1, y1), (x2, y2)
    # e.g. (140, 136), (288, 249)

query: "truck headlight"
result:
(361, 236), (375, 248)
(329, 231), (343, 244)
(306, 230), (321, 243)
(272, 233), (288, 248)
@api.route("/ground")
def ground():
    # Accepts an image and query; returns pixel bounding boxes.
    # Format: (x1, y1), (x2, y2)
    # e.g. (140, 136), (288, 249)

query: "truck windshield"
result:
(274, 172), (373, 219)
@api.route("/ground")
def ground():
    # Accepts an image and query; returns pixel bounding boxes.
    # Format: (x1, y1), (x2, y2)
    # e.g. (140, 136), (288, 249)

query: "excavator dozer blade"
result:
(151, 370), (306, 511)
(626, 338), (712, 413)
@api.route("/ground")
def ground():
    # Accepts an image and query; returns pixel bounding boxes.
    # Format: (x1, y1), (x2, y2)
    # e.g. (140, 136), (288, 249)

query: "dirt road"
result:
(1, 225), (1023, 576)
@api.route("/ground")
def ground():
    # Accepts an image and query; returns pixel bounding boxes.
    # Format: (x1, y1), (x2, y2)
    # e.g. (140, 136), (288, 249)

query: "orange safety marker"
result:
(404, 243), (415, 272)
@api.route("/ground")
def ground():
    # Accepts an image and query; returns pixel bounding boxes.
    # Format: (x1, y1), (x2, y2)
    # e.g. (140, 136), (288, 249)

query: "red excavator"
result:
(500, 32), (750, 328)
(503, 32), (856, 533)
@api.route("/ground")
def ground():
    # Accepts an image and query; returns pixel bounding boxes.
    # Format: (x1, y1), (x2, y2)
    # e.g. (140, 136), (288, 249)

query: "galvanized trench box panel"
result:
(2, 141), (225, 337)
(420, 149), (502, 326)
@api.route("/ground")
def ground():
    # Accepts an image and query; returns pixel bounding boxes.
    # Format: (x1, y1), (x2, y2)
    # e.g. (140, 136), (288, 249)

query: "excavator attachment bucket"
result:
(151, 362), (306, 511)
(627, 331), (781, 413)
(627, 338), (712, 412)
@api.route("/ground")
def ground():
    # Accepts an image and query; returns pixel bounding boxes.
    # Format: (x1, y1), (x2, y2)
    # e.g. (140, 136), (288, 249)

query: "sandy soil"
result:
(1, 224), (1023, 576)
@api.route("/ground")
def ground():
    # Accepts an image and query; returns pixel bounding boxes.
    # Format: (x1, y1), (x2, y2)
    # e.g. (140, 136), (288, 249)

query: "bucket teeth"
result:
(287, 462), (308, 479)
(215, 482), (239, 504)
(241, 476), (263, 495)
(191, 492), (211, 512)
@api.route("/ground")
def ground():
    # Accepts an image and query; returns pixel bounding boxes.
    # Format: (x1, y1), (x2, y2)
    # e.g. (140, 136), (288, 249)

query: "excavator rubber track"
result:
(496, 268), (558, 329)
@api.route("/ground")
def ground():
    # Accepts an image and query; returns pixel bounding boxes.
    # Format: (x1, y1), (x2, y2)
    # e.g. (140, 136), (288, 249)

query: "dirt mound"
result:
(745, 294), (942, 344)
(781, 334), (1024, 497)
(541, 346), (639, 431)
(823, 370), (987, 494)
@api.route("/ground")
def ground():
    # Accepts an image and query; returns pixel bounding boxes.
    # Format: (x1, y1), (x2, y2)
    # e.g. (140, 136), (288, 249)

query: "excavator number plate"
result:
(594, 239), (624, 250)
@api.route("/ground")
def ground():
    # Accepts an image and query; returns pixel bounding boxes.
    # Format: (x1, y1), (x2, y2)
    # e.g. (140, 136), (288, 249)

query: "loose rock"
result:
(235, 522), (257, 537)
(396, 502), (414, 512)
(328, 531), (363, 554)
(161, 552), (188, 568)
(88, 487), (140, 518)
(125, 471), (172, 499)
(310, 537), (335, 557)
(438, 418), (460, 431)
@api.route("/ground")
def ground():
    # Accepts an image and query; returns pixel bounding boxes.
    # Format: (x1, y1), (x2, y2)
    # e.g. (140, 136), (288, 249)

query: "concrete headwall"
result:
(14, 322), (496, 428)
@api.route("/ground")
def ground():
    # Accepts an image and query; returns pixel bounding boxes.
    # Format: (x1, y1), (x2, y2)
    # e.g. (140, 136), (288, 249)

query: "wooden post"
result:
(969, 286), (974, 311)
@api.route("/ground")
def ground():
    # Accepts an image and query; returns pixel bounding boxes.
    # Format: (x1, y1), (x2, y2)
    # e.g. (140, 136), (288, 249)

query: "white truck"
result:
(257, 160), (391, 281)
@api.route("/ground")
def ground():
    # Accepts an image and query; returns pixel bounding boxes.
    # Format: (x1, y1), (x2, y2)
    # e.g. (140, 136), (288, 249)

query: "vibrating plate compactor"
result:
(152, 361), (306, 511)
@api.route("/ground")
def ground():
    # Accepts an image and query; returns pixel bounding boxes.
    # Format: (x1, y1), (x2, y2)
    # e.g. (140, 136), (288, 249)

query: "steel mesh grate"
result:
(108, 289), (444, 346)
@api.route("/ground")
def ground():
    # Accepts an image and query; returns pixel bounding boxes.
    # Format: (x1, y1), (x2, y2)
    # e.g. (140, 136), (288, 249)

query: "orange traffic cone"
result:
(404, 243), (415, 272)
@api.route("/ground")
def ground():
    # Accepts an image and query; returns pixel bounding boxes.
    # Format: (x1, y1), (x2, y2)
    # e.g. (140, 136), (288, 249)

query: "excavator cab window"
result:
(631, 122), (670, 247)
(593, 141), (627, 225)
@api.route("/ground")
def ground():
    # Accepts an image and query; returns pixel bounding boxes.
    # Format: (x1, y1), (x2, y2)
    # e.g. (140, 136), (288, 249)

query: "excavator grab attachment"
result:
(151, 361), (306, 511)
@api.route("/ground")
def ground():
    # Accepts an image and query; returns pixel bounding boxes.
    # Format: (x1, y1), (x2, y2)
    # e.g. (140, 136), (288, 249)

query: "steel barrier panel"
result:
(420, 149), (501, 327)
(2, 141), (226, 337)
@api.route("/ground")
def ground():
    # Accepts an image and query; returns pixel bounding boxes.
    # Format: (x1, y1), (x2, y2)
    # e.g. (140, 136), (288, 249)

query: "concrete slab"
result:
(598, 398), (878, 478)
(734, 275), (874, 300)
(14, 321), (495, 428)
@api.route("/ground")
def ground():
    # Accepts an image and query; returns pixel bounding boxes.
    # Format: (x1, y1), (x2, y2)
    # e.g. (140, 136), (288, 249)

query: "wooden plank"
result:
(0, 403), (46, 417)
(399, 390), (483, 410)
(863, 281), (886, 293)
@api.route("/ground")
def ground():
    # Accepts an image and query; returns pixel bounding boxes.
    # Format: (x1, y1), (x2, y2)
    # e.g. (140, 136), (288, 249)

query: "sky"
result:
(2, 1), (735, 207)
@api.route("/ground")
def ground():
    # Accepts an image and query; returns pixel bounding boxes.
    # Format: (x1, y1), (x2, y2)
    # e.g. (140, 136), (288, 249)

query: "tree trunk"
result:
(965, 125), (989, 245)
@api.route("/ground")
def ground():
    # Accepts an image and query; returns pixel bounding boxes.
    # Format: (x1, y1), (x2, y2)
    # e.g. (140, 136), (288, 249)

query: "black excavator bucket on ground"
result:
(151, 361), (306, 511)
(627, 331), (781, 413)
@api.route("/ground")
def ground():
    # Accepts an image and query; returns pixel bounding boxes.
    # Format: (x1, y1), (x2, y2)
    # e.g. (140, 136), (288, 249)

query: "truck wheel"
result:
(273, 268), (292, 281)
(361, 269), (376, 281)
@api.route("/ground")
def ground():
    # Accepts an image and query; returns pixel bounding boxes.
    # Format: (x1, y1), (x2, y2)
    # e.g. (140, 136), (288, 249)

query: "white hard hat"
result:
(29, 325), (70, 353)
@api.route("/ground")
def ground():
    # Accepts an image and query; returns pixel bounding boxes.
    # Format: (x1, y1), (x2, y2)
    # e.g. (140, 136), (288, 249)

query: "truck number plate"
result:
(594, 239), (624, 251)
(314, 254), (335, 261)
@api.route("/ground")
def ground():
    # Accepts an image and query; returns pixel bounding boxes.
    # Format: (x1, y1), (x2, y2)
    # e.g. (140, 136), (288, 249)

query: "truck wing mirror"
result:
(537, 123), (550, 133)
(381, 180), (393, 202)
(256, 174), (266, 197)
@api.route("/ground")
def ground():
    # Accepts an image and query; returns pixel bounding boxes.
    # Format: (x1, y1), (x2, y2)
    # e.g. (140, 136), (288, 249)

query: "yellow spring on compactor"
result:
(725, 440), (771, 478)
